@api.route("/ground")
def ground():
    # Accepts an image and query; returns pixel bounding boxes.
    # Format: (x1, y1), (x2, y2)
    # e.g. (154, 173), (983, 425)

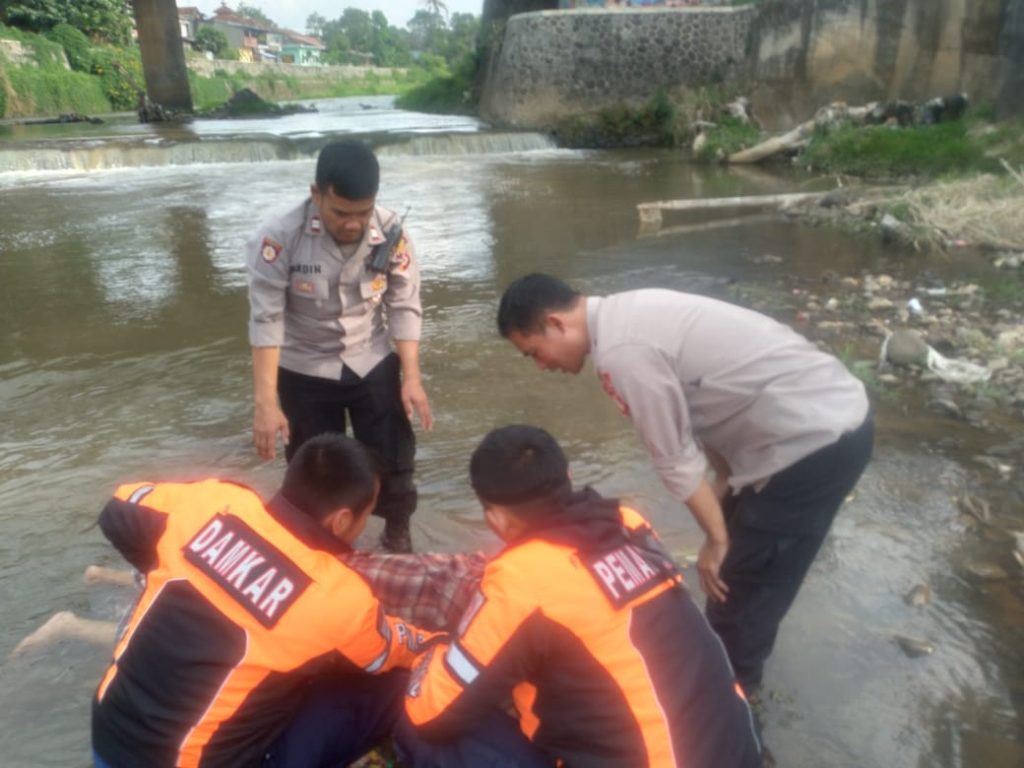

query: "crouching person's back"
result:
(398, 425), (761, 768)
(92, 434), (436, 768)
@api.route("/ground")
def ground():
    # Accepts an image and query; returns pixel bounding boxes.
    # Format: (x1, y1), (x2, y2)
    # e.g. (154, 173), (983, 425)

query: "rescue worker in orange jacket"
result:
(91, 433), (438, 768)
(398, 425), (762, 768)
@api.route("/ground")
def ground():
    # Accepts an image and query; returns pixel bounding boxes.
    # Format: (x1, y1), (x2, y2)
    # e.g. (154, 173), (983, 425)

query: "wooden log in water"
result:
(637, 192), (828, 228)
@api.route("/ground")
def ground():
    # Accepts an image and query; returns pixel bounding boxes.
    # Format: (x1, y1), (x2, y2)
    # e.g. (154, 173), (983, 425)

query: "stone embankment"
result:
(479, 0), (1023, 130)
(187, 58), (400, 80)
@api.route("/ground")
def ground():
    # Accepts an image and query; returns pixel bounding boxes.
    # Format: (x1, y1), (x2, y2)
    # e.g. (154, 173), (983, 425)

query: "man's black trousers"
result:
(277, 353), (417, 524)
(706, 413), (874, 692)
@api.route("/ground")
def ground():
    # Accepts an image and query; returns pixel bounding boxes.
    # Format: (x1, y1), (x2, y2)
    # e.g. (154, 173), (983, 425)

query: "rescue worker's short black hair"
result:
(315, 140), (380, 201)
(281, 433), (380, 520)
(470, 425), (571, 513)
(497, 273), (581, 338)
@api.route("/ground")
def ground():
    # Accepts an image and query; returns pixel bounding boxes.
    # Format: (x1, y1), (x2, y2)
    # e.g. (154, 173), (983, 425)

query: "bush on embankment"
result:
(799, 120), (998, 178)
(395, 52), (477, 115)
(0, 23), (146, 117)
(188, 62), (435, 112)
(0, 24), (109, 117)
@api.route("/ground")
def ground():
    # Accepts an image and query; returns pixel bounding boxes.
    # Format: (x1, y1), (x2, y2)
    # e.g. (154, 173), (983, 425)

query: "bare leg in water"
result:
(10, 567), (131, 656)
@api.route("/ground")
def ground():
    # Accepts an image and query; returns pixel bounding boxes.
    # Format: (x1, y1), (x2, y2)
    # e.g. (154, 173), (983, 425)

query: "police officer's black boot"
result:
(381, 515), (413, 553)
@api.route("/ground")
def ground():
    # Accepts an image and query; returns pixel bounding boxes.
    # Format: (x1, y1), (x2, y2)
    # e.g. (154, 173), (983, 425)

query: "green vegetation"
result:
(195, 27), (229, 59)
(45, 23), (90, 71)
(800, 120), (996, 178)
(0, 0), (132, 45)
(553, 91), (676, 149)
(188, 67), (434, 111)
(695, 115), (761, 161)
(1, 1), (482, 119)
(0, 22), (114, 116)
(395, 51), (476, 114)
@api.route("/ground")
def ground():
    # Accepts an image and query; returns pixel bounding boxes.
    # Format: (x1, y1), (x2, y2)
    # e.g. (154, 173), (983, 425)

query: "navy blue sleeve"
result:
(99, 493), (168, 573)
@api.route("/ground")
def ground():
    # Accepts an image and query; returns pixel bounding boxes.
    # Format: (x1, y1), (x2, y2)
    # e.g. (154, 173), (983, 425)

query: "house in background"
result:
(281, 31), (326, 66)
(206, 3), (275, 62)
(177, 6), (204, 46)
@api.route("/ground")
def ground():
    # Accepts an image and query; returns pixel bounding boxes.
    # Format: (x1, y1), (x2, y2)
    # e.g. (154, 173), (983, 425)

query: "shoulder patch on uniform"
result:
(599, 371), (630, 416)
(184, 512), (311, 628)
(260, 237), (283, 263)
(585, 542), (677, 609)
(391, 234), (411, 273)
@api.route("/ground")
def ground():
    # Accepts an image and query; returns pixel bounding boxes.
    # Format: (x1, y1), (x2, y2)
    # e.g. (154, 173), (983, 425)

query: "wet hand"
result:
(253, 403), (289, 460)
(401, 379), (433, 431)
(698, 536), (730, 603)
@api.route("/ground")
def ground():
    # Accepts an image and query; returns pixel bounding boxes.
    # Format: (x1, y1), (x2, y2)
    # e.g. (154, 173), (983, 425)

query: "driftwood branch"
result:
(637, 192), (828, 228)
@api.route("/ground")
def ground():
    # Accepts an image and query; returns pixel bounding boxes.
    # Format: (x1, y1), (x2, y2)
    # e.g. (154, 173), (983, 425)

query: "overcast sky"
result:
(195, 1), (483, 32)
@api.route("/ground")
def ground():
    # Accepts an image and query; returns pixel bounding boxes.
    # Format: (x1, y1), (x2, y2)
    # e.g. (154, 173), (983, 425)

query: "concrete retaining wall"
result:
(480, 7), (756, 128)
(186, 58), (401, 80)
(748, 0), (1023, 127)
(479, 0), (1022, 129)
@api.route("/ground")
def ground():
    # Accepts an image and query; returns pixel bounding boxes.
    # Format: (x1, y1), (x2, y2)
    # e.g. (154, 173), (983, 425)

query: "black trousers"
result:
(277, 354), (417, 523)
(706, 412), (874, 691)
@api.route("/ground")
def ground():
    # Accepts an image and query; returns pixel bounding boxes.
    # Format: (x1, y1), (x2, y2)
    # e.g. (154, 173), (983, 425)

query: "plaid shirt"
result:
(343, 551), (487, 632)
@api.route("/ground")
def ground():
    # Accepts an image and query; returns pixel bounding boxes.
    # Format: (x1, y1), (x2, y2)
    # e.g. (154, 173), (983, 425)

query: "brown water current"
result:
(0, 97), (1021, 767)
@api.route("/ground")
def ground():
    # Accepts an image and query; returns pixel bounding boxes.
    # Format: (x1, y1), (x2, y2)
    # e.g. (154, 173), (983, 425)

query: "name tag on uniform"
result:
(584, 542), (677, 609)
(185, 513), (311, 628)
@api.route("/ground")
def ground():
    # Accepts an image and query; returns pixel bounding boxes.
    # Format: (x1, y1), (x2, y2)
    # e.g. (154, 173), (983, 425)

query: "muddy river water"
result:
(0, 96), (1021, 767)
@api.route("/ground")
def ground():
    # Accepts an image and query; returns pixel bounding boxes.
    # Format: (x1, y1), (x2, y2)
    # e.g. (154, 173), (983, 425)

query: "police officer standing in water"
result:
(247, 140), (432, 552)
(496, 273), (873, 701)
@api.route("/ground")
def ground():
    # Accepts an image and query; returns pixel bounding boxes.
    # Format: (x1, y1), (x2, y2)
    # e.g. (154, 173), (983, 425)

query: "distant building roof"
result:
(177, 6), (203, 19)
(211, 4), (275, 31)
(281, 30), (326, 49)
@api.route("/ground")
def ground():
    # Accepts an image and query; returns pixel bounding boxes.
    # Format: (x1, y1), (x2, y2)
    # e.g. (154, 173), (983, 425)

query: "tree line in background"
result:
(0, 0), (481, 116)
(1, 1), (480, 72)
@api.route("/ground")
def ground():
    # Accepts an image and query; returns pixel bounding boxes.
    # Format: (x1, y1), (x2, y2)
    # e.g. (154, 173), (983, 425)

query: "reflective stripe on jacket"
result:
(93, 480), (434, 768)
(405, 501), (761, 768)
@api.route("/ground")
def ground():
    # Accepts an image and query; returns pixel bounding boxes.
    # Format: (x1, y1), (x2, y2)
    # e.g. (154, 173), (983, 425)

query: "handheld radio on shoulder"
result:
(368, 207), (411, 274)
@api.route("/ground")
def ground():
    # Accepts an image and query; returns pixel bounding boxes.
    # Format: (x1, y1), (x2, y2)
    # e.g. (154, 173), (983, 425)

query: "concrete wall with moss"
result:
(479, 0), (1022, 129)
(479, 7), (756, 128)
(748, 0), (1024, 127)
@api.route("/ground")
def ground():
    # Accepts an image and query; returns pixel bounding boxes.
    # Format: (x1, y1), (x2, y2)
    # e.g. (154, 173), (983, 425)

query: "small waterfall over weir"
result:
(0, 131), (557, 175)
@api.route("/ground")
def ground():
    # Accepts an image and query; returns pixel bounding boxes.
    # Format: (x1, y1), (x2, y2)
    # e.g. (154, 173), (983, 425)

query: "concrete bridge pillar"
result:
(131, 0), (193, 112)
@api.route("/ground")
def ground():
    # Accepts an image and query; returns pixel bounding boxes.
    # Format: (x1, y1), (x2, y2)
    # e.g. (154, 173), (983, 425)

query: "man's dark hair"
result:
(470, 425), (571, 516)
(315, 140), (380, 201)
(281, 433), (380, 520)
(496, 273), (581, 338)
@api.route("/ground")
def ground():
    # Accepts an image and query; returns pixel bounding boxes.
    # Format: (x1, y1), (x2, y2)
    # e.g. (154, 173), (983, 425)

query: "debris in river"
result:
(958, 494), (991, 524)
(903, 584), (932, 608)
(893, 634), (935, 658)
(964, 560), (1010, 582)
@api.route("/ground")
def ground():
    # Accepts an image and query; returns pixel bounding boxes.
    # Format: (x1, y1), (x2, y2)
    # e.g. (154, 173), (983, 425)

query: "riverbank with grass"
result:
(0, 23), (435, 119)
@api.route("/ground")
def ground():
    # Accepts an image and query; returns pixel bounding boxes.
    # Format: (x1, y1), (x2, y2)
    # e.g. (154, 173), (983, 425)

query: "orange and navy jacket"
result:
(405, 488), (761, 768)
(92, 479), (436, 768)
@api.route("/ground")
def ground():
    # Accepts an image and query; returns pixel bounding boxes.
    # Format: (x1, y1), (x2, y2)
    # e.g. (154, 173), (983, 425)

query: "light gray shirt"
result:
(587, 291), (869, 502)
(247, 199), (422, 379)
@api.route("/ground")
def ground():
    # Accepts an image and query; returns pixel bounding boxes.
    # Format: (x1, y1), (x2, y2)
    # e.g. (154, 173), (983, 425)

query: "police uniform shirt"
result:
(247, 198), (422, 379)
(586, 290), (870, 502)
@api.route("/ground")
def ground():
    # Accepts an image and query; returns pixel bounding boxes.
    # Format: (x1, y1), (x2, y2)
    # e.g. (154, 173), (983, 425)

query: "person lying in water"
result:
(397, 424), (763, 768)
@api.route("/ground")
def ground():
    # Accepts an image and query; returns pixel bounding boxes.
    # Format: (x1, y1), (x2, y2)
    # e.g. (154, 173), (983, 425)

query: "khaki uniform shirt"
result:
(587, 291), (869, 502)
(247, 199), (422, 379)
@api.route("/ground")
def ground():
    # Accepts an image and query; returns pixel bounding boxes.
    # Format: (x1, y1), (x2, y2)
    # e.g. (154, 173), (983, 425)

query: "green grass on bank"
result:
(4, 66), (108, 115)
(695, 115), (761, 161)
(799, 119), (997, 178)
(395, 52), (478, 115)
(2, 22), (435, 118)
(189, 67), (434, 111)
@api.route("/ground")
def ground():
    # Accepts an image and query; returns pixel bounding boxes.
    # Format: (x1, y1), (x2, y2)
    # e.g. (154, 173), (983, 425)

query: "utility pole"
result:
(131, 0), (194, 112)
